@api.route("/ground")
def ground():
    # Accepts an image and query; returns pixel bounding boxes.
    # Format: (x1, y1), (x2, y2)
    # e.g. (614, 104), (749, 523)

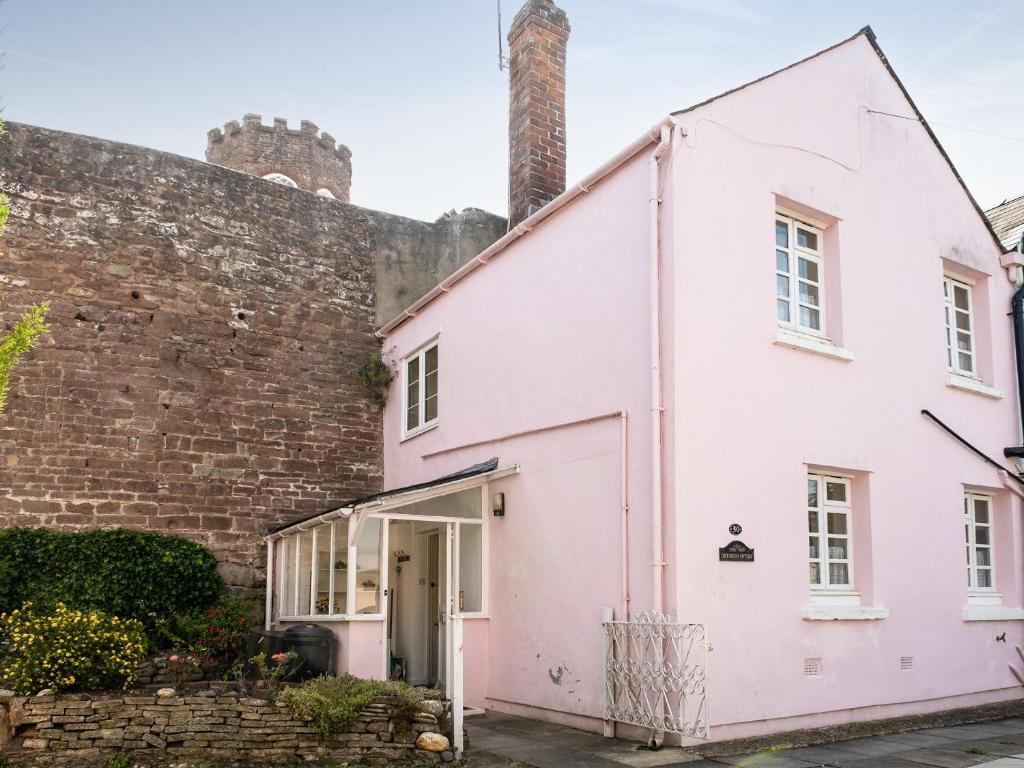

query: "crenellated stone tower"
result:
(206, 114), (353, 201)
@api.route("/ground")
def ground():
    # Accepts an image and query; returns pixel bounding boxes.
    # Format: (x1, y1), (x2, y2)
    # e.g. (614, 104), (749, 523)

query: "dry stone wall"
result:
(0, 690), (450, 766)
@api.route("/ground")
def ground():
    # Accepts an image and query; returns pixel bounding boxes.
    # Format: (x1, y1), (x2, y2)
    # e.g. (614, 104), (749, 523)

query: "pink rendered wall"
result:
(382, 153), (658, 726)
(669, 35), (1022, 740)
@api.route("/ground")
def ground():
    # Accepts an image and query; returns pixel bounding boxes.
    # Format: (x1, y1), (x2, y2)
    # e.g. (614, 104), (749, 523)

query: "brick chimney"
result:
(507, 0), (570, 228)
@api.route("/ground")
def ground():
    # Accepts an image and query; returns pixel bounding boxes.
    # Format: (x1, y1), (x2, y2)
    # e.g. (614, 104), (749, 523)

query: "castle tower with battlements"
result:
(206, 114), (353, 202)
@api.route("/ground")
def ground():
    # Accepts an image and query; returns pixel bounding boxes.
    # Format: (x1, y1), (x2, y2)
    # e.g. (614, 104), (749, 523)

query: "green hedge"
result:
(0, 528), (222, 640)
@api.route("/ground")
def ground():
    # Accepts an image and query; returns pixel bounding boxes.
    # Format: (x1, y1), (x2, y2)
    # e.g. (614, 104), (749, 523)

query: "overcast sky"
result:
(3, 0), (1023, 222)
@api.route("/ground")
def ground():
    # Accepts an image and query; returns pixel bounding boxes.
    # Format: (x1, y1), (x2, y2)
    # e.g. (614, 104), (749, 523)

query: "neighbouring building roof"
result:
(986, 195), (1024, 251)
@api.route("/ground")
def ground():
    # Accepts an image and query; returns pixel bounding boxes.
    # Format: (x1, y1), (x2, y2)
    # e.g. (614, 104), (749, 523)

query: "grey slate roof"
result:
(986, 195), (1024, 251)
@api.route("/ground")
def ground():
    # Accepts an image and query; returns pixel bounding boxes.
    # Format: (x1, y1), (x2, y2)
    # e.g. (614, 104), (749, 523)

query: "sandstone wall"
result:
(0, 123), (382, 588)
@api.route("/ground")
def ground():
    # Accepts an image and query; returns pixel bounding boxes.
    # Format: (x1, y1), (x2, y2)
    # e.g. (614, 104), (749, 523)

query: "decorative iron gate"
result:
(602, 611), (708, 738)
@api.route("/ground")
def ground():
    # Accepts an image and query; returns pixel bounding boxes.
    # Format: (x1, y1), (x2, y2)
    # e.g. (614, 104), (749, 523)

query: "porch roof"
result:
(264, 457), (515, 540)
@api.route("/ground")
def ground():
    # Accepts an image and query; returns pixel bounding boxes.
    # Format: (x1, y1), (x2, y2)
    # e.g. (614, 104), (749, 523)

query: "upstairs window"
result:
(964, 492), (994, 591)
(944, 276), (975, 376)
(776, 214), (825, 336)
(808, 474), (852, 590)
(403, 340), (438, 437)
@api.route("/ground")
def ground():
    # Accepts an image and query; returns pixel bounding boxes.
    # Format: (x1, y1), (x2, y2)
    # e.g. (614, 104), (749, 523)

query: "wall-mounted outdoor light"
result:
(492, 492), (505, 517)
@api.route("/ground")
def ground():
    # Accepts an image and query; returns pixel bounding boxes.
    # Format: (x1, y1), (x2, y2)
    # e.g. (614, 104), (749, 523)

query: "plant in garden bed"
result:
(278, 674), (443, 739)
(165, 652), (202, 690)
(158, 593), (258, 672)
(0, 602), (145, 694)
(250, 650), (299, 703)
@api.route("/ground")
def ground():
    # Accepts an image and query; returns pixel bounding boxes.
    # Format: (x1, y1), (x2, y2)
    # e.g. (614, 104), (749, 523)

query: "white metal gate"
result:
(602, 610), (708, 738)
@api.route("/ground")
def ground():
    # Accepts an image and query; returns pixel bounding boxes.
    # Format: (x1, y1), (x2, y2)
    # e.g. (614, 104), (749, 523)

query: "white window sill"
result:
(963, 605), (1024, 622)
(400, 421), (439, 443)
(946, 373), (1003, 400)
(801, 604), (889, 621)
(774, 328), (854, 362)
(809, 591), (861, 606)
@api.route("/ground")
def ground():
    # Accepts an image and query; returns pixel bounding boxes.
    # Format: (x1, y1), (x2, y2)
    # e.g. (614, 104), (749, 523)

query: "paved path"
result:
(466, 713), (1024, 768)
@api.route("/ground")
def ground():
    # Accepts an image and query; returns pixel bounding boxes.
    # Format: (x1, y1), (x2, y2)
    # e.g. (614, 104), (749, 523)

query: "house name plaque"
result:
(719, 540), (754, 562)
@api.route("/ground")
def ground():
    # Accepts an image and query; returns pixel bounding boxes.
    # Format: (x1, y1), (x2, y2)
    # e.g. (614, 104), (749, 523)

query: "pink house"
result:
(264, 1), (1024, 750)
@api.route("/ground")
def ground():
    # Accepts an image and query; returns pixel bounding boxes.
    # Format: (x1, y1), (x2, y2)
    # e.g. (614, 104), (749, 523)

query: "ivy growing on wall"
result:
(0, 528), (223, 643)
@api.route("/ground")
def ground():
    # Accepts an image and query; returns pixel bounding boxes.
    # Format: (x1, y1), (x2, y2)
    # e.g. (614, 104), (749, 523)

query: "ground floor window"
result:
(964, 491), (994, 591)
(808, 473), (852, 590)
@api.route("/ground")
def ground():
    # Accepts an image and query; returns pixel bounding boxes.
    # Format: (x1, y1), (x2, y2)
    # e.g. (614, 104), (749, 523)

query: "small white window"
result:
(964, 492), (994, 591)
(262, 172), (298, 188)
(776, 214), (825, 336)
(808, 474), (852, 589)
(315, 188), (336, 199)
(944, 276), (975, 376)
(403, 340), (438, 437)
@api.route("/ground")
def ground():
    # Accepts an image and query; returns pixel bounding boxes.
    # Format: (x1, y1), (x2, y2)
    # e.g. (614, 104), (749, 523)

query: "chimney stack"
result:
(507, 0), (570, 228)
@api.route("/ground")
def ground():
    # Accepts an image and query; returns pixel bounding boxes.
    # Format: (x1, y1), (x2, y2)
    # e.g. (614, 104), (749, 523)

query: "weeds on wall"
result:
(0, 119), (50, 419)
(355, 350), (395, 407)
(278, 674), (443, 739)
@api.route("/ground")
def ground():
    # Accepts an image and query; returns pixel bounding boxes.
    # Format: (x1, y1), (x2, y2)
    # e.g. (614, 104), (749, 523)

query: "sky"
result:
(2, 0), (1023, 222)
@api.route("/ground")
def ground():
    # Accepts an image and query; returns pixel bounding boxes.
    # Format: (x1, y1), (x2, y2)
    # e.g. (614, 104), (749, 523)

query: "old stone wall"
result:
(0, 690), (450, 766)
(0, 122), (505, 589)
(0, 123), (382, 588)
(206, 114), (353, 201)
(370, 207), (508, 325)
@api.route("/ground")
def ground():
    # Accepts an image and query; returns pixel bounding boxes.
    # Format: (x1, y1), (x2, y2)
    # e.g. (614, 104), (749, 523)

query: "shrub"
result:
(160, 594), (258, 666)
(0, 527), (222, 643)
(0, 603), (146, 694)
(278, 675), (443, 739)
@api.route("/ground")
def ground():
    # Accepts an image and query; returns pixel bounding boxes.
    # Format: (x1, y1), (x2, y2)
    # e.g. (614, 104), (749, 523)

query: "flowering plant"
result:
(0, 603), (145, 694)
(252, 649), (298, 704)
(162, 595), (257, 668)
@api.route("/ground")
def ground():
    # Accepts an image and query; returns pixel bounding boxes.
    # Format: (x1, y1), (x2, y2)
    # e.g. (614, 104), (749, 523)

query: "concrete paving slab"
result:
(592, 746), (705, 766)
(922, 726), (1016, 741)
(492, 742), (633, 768)
(828, 736), (923, 756)
(705, 752), (826, 767)
(881, 732), (972, 748)
(899, 747), (996, 767)
(820, 757), (955, 768)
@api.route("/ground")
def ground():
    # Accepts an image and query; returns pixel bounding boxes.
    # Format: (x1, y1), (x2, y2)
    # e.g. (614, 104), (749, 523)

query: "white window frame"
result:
(402, 338), (439, 439)
(964, 491), (995, 595)
(944, 275), (976, 378)
(808, 473), (854, 592)
(262, 172), (298, 188)
(776, 213), (826, 338)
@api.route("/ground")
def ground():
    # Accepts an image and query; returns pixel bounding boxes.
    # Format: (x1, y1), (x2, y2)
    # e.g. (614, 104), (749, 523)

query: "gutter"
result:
(376, 117), (675, 338)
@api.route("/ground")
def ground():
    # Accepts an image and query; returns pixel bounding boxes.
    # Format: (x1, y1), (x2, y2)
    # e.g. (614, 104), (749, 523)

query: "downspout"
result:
(647, 126), (673, 750)
(621, 410), (630, 621)
(650, 125), (671, 618)
(1003, 236), (1024, 464)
